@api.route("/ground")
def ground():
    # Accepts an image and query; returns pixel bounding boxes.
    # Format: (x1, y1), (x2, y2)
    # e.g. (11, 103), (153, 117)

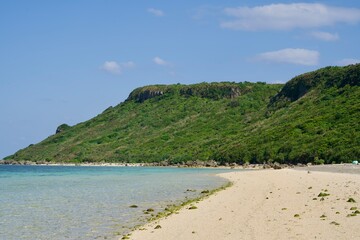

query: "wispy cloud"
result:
(192, 5), (221, 20)
(310, 31), (339, 41)
(147, 8), (164, 17)
(337, 58), (360, 66)
(153, 57), (170, 66)
(121, 61), (135, 68)
(256, 48), (319, 66)
(101, 61), (135, 75)
(221, 3), (360, 31)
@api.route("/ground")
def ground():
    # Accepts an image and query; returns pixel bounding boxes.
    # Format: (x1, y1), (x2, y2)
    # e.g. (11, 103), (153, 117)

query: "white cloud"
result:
(147, 8), (164, 17)
(337, 58), (360, 66)
(256, 48), (319, 66)
(101, 61), (135, 75)
(221, 3), (360, 30)
(153, 57), (170, 66)
(310, 31), (339, 41)
(101, 61), (121, 74)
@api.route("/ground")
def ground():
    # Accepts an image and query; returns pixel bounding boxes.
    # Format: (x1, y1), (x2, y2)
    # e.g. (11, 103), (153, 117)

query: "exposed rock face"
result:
(127, 83), (247, 103)
(126, 85), (166, 103)
(56, 124), (70, 134)
(129, 90), (164, 102)
(179, 85), (242, 99)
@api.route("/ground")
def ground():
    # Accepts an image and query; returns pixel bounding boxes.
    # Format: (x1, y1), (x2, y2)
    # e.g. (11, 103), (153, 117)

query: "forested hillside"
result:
(5, 64), (360, 164)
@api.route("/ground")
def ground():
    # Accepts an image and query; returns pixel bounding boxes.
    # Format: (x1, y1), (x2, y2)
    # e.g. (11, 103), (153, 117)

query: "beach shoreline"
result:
(2, 159), (358, 170)
(0, 158), (298, 169)
(127, 167), (360, 240)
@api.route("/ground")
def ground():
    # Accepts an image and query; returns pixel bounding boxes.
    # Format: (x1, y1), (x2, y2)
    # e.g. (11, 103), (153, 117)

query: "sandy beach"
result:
(127, 167), (360, 240)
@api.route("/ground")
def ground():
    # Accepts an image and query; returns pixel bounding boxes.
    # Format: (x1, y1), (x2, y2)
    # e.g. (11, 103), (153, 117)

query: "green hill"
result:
(5, 64), (360, 165)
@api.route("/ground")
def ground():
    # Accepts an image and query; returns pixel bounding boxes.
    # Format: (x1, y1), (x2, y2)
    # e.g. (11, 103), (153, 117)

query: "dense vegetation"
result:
(5, 65), (360, 164)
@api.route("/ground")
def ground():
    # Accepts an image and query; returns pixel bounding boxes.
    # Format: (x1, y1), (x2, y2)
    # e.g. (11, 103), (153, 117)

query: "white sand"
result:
(127, 169), (360, 240)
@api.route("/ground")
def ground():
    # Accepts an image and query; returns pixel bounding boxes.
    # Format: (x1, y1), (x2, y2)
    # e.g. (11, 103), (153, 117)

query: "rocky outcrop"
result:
(127, 83), (247, 103)
(262, 162), (295, 170)
(56, 124), (70, 134)
(179, 85), (242, 100)
(126, 85), (168, 103)
(0, 160), (38, 165)
(137, 90), (164, 102)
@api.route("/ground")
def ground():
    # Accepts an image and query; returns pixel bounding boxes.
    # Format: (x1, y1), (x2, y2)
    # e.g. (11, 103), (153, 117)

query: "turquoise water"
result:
(0, 165), (234, 239)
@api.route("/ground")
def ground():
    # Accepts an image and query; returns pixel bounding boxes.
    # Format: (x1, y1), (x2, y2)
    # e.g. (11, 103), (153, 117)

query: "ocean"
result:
(0, 165), (235, 239)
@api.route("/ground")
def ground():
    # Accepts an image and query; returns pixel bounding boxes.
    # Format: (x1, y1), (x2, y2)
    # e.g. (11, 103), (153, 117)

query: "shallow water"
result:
(0, 165), (234, 239)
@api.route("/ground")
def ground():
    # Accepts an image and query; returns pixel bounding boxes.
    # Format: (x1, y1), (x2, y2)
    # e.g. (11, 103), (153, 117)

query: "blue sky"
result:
(1, 0), (360, 158)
